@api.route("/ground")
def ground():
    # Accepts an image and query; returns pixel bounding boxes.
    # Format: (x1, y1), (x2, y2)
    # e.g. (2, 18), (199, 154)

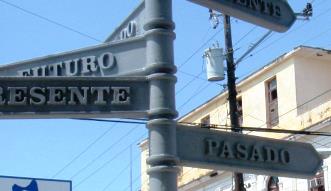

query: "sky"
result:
(0, 0), (330, 191)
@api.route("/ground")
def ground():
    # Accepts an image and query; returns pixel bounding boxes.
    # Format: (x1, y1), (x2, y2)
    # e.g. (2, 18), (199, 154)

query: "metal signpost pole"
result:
(144, 0), (179, 190)
(223, 15), (245, 191)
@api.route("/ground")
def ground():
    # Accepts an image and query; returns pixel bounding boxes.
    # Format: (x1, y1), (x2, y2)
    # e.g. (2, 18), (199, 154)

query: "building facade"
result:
(140, 46), (331, 191)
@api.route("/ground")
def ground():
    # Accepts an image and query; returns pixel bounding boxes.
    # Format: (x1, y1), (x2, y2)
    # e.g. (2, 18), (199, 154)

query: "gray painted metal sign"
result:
(187, 0), (296, 32)
(0, 77), (149, 119)
(0, 36), (146, 77)
(0, 175), (71, 191)
(177, 125), (322, 178)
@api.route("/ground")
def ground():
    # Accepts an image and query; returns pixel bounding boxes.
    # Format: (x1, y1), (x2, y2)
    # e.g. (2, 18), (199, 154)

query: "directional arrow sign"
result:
(0, 77), (149, 119)
(187, 0), (296, 32)
(177, 125), (322, 178)
(0, 175), (71, 191)
(0, 36), (146, 77)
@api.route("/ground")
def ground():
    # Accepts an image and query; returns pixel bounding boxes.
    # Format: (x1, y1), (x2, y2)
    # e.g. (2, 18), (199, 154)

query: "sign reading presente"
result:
(177, 125), (322, 178)
(187, 0), (296, 32)
(0, 77), (149, 119)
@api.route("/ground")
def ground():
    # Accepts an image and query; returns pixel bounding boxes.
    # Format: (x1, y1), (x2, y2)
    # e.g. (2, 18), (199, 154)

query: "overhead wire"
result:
(177, 28), (223, 69)
(73, 132), (147, 188)
(247, 3), (331, 61)
(121, 173), (141, 191)
(176, 71), (205, 95)
(101, 149), (141, 191)
(69, 124), (142, 180)
(178, 82), (213, 110)
(233, 26), (257, 47)
(257, 88), (331, 128)
(76, 118), (146, 125)
(51, 123), (117, 178)
(0, 0), (102, 42)
(300, 136), (331, 148)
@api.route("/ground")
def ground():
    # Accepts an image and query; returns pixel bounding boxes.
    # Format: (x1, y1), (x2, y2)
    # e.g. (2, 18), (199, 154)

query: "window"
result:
(200, 115), (210, 128)
(309, 170), (325, 191)
(266, 77), (279, 127)
(237, 97), (243, 126)
(267, 176), (279, 191)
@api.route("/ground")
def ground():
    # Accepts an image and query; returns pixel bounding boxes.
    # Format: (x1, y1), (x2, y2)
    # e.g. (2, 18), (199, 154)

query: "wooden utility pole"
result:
(223, 14), (245, 191)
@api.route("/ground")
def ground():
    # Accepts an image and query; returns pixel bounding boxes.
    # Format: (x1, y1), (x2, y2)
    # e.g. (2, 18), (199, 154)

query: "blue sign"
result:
(0, 176), (71, 191)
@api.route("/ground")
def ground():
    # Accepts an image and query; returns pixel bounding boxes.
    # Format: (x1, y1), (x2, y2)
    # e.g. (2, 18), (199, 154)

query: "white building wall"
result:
(323, 157), (331, 191)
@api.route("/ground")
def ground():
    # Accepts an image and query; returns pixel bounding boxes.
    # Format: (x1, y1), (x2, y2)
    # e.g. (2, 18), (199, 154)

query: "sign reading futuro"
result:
(0, 77), (149, 119)
(18, 52), (115, 77)
(0, 36), (147, 77)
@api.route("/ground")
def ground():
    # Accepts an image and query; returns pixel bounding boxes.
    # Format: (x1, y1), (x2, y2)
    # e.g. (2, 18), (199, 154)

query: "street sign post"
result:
(0, 175), (71, 191)
(0, 77), (149, 119)
(187, 0), (296, 32)
(177, 124), (323, 178)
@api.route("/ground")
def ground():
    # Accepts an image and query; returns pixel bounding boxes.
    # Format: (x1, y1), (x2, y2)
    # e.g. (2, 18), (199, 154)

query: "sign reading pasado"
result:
(187, 0), (296, 32)
(0, 77), (149, 119)
(177, 125), (322, 178)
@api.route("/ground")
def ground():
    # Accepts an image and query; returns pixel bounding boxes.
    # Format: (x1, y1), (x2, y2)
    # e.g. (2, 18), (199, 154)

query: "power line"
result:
(76, 118), (146, 125)
(51, 123), (117, 178)
(178, 82), (212, 110)
(258, 88), (331, 128)
(179, 122), (331, 136)
(178, 87), (331, 136)
(70, 124), (142, 180)
(176, 71), (204, 95)
(302, 24), (331, 45)
(0, 0), (102, 42)
(301, 136), (331, 148)
(178, 70), (209, 82)
(121, 173), (142, 191)
(101, 148), (141, 191)
(233, 26), (257, 47)
(178, 28), (223, 69)
(73, 132), (147, 189)
(248, 4), (331, 60)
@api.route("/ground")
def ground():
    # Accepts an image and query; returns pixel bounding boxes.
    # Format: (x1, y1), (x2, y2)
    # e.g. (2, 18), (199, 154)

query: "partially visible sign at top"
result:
(105, 1), (145, 42)
(187, 0), (296, 32)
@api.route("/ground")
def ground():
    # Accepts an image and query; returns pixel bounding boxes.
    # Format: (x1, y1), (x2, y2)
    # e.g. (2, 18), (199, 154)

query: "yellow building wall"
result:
(236, 57), (297, 139)
(140, 47), (331, 190)
(294, 56), (331, 130)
